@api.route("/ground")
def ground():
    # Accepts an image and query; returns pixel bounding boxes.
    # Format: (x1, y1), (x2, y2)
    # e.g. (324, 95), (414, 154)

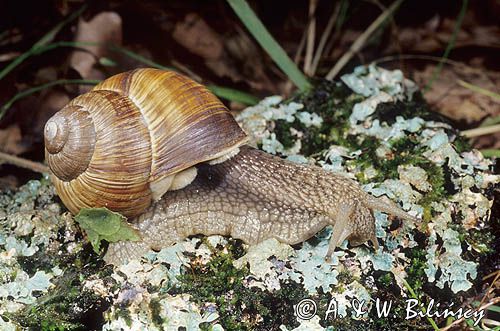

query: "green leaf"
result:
(75, 207), (140, 254)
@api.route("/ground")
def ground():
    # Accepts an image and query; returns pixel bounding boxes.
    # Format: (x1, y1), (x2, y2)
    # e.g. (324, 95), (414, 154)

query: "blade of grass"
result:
(441, 297), (500, 331)
(325, 0), (404, 80)
(108, 46), (258, 105)
(227, 0), (311, 91)
(0, 5), (86, 81)
(107, 45), (172, 71)
(401, 278), (440, 331)
(473, 301), (500, 313)
(480, 116), (500, 127)
(34, 5), (87, 48)
(207, 85), (259, 105)
(423, 0), (468, 92)
(480, 149), (500, 158)
(457, 79), (500, 102)
(0, 79), (100, 120)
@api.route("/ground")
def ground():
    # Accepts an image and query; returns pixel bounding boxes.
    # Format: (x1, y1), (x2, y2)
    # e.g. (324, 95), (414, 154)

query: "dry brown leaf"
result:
(0, 52), (21, 62)
(414, 64), (500, 123)
(225, 26), (275, 92)
(173, 13), (243, 83)
(69, 12), (123, 86)
(172, 13), (223, 61)
(0, 125), (28, 155)
(386, 16), (500, 54)
(473, 132), (500, 149)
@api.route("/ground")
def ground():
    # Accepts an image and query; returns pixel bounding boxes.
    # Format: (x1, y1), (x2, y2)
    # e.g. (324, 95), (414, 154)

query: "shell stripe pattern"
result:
(48, 69), (247, 217)
(51, 89), (153, 217)
(95, 69), (248, 184)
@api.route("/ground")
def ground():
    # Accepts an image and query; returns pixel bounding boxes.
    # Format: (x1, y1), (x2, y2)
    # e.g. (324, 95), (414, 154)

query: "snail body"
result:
(44, 68), (418, 265)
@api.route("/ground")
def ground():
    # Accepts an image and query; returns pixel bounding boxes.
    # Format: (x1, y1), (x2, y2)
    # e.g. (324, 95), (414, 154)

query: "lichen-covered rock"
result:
(1, 65), (498, 330)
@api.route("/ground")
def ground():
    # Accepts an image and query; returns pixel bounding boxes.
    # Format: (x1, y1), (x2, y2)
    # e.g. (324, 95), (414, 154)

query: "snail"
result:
(44, 68), (419, 265)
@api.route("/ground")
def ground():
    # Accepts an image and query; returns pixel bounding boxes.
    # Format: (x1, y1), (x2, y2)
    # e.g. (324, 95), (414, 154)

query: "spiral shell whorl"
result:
(46, 90), (153, 217)
(45, 68), (248, 218)
(45, 105), (95, 181)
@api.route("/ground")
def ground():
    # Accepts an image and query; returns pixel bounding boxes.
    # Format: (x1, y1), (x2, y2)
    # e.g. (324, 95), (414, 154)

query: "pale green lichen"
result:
(397, 165), (432, 192)
(349, 92), (394, 125)
(233, 238), (294, 291)
(296, 111), (323, 128)
(0, 270), (53, 305)
(341, 64), (417, 100)
(287, 229), (344, 294)
(103, 293), (218, 331)
(431, 229), (478, 293)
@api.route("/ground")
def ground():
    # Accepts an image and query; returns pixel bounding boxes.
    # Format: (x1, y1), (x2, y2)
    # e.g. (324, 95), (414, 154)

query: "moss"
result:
(452, 135), (471, 154)
(273, 119), (297, 150)
(149, 298), (165, 330)
(417, 164), (447, 220)
(9, 247), (114, 330)
(273, 80), (364, 157)
(377, 272), (394, 288)
(451, 224), (494, 255)
(114, 306), (133, 327)
(404, 248), (427, 295)
(173, 242), (309, 331)
(174, 250), (254, 330)
(337, 269), (354, 285)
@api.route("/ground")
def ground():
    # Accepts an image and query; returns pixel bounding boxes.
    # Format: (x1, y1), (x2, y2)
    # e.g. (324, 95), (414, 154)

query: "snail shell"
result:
(44, 69), (248, 217)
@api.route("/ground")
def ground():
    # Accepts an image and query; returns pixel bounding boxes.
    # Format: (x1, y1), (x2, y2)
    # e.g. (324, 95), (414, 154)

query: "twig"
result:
(325, 0), (403, 80)
(0, 151), (49, 174)
(310, 1), (341, 76)
(439, 297), (500, 331)
(304, 0), (318, 76)
(479, 270), (500, 309)
(462, 124), (500, 138)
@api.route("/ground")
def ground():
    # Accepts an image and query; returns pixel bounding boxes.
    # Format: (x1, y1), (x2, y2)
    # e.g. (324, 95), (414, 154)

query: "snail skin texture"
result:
(44, 68), (419, 265)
